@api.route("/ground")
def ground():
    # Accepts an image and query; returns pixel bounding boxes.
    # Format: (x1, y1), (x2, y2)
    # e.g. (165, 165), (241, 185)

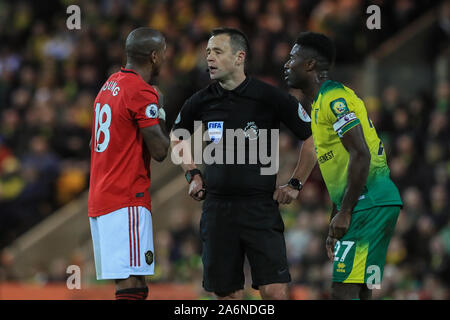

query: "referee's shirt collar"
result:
(215, 76), (250, 97)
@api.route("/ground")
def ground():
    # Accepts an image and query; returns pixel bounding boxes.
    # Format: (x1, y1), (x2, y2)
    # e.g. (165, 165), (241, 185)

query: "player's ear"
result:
(151, 50), (158, 64)
(305, 58), (316, 72)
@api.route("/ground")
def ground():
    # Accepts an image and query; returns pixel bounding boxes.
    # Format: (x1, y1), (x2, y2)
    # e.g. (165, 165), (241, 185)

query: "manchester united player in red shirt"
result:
(88, 28), (169, 300)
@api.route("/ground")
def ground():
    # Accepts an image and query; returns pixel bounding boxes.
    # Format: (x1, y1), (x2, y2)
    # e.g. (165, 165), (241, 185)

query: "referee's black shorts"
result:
(200, 195), (291, 294)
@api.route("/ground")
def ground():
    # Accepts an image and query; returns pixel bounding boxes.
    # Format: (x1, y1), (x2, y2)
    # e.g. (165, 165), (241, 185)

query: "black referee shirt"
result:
(172, 76), (312, 199)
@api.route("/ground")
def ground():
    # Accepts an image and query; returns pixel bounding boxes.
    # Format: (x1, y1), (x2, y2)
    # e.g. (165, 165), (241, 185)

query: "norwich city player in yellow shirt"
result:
(283, 32), (403, 299)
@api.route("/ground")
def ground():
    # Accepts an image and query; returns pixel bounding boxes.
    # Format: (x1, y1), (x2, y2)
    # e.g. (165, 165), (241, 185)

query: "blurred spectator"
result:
(166, 208), (202, 283)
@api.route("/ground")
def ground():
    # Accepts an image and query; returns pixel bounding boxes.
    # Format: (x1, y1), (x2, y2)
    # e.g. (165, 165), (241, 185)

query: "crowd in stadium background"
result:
(0, 0), (448, 299)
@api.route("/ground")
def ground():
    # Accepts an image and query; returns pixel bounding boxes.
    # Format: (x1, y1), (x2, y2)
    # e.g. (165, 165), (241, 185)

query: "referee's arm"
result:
(170, 133), (197, 172)
(170, 132), (205, 201)
(273, 135), (316, 203)
(290, 135), (317, 184)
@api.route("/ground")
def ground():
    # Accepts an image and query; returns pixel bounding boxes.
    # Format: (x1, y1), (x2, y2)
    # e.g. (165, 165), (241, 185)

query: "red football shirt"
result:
(88, 68), (160, 217)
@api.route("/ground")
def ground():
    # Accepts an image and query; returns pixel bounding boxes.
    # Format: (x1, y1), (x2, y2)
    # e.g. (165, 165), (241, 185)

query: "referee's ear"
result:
(235, 50), (246, 68)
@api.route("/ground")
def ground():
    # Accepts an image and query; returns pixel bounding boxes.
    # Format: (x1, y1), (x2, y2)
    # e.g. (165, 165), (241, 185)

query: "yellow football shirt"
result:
(311, 80), (402, 212)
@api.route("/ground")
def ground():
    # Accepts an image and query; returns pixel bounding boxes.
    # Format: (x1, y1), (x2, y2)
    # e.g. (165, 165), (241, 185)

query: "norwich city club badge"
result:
(330, 98), (349, 117)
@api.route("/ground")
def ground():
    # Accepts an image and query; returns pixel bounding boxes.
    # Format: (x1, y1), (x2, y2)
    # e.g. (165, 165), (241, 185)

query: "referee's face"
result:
(206, 34), (242, 81)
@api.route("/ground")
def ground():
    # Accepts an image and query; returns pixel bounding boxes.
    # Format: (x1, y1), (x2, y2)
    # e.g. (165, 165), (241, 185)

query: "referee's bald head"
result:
(125, 27), (166, 67)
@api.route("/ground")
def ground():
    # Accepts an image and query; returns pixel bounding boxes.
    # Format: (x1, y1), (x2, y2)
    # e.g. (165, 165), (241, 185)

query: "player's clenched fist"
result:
(328, 210), (352, 239)
(326, 211), (352, 260)
(325, 235), (337, 261)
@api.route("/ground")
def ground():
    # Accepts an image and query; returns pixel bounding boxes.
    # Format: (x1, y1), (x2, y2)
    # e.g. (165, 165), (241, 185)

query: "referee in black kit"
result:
(170, 27), (316, 300)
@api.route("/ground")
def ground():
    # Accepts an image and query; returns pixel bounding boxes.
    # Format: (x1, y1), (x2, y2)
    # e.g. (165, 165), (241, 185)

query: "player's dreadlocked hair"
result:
(295, 32), (335, 70)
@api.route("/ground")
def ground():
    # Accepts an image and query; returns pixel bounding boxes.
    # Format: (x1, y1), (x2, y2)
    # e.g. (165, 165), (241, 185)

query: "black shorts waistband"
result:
(205, 193), (274, 202)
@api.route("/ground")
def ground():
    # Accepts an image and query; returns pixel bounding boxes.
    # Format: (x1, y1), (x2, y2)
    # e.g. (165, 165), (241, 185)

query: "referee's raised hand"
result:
(189, 174), (206, 201)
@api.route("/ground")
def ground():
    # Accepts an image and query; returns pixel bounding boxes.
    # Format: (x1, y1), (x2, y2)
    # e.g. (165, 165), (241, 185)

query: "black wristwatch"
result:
(185, 169), (202, 184)
(288, 178), (303, 191)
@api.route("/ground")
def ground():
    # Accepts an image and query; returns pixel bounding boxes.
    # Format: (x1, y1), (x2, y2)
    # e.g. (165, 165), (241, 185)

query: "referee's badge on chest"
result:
(207, 121), (224, 144)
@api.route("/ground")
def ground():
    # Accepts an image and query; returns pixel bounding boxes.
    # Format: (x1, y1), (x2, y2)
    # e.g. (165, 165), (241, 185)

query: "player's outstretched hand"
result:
(273, 184), (299, 204)
(189, 174), (206, 201)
